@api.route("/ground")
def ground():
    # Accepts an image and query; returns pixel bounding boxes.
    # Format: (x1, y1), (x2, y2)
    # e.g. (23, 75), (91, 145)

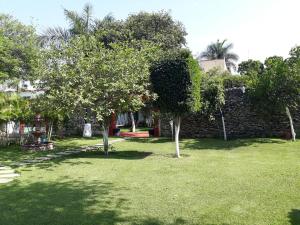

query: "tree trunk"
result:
(170, 120), (174, 141)
(130, 112), (136, 132)
(5, 121), (8, 146)
(102, 122), (110, 155)
(220, 108), (227, 141)
(48, 121), (53, 141)
(286, 107), (296, 141)
(174, 116), (181, 158)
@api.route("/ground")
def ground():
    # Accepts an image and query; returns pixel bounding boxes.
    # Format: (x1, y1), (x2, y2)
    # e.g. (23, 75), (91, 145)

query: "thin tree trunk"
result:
(130, 112), (136, 132)
(174, 116), (181, 158)
(48, 121), (53, 141)
(220, 108), (227, 141)
(5, 121), (8, 146)
(170, 120), (174, 141)
(286, 107), (296, 141)
(102, 122), (110, 155)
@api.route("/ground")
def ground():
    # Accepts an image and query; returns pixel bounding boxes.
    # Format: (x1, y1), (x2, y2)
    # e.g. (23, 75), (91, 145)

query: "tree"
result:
(40, 3), (94, 46)
(238, 59), (264, 76)
(248, 52), (300, 141)
(150, 51), (201, 157)
(125, 10), (187, 50)
(201, 74), (227, 140)
(199, 39), (239, 72)
(0, 14), (39, 83)
(42, 36), (152, 154)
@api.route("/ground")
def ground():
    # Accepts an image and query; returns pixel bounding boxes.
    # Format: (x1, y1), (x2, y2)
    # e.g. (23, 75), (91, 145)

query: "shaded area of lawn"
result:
(0, 180), (127, 225)
(289, 209), (300, 225)
(0, 180), (193, 225)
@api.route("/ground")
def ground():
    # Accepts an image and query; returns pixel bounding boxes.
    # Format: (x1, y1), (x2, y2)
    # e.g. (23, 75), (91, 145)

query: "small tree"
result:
(42, 36), (152, 154)
(150, 51), (201, 157)
(201, 74), (226, 140)
(248, 52), (300, 141)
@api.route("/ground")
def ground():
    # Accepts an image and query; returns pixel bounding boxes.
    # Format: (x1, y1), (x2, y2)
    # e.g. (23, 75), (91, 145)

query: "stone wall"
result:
(161, 88), (300, 139)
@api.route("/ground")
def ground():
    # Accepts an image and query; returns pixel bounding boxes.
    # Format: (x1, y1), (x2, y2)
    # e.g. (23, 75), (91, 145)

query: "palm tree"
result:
(199, 39), (239, 72)
(40, 3), (94, 46)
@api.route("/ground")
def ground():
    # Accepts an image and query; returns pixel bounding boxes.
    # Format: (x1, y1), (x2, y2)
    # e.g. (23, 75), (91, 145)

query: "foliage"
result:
(199, 39), (239, 72)
(187, 56), (202, 112)
(150, 53), (201, 116)
(125, 10), (187, 50)
(0, 92), (29, 122)
(41, 35), (153, 150)
(223, 75), (246, 89)
(238, 59), (264, 76)
(248, 54), (300, 113)
(0, 14), (39, 83)
(40, 3), (93, 46)
(201, 74), (225, 118)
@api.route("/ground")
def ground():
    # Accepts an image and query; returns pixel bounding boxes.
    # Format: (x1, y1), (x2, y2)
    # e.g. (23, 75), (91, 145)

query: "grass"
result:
(0, 137), (300, 225)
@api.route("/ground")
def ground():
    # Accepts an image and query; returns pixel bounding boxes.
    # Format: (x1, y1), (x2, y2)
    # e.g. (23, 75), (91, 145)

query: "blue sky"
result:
(1, 0), (300, 62)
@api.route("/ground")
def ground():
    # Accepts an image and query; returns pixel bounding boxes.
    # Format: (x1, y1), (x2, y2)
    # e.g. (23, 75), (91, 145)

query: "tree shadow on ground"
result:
(0, 179), (128, 225)
(132, 217), (229, 225)
(0, 179), (225, 225)
(288, 209), (300, 225)
(182, 138), (286, 151)
(22, 150), (153, 170)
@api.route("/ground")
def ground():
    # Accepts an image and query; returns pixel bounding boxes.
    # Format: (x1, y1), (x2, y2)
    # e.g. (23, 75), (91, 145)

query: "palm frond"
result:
(39, 27), (71, 46)
(199, 39), (239, 71)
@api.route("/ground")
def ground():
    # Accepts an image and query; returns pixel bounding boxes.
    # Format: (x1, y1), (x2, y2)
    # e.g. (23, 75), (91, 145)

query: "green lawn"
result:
(0, 137), (300, 225)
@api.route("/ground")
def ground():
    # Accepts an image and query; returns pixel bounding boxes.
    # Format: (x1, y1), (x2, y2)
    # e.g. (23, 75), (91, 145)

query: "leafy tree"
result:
(248, 53), (300, 141)
(0, 92), (28, 141)
(125, 10), (187, 50)
(199, 39), (239, 72)
(150, 51), (202, 157)
(42, 36), (152, 154)
(238, 59), (264, 76)
(0, 14), (39, 83)
(201, 74), (227, 140)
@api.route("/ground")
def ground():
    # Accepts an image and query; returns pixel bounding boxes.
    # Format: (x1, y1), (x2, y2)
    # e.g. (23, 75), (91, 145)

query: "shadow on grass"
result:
(133, 218), (229, 225)
(0, 179), (222, 225)
(289, 209), (300, 225)
(73, 150), (153, 160)
(19, 150), (152, 170)
(125, 137), (286, 151)
(0, 180), (128, 225)
(182, 138), (286, 151)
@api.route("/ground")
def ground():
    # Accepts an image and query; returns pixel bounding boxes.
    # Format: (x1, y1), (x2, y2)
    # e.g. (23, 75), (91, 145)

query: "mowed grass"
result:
(0, 137), (300, 225)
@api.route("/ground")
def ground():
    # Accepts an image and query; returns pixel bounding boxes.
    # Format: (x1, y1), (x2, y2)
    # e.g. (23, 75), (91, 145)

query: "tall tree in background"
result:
(199, 39), (239, 72)
(150, 51), (202, 158)
(125, 10), (187, 50)
(238, 59), (264, 76)
(0, 14), (39, 83)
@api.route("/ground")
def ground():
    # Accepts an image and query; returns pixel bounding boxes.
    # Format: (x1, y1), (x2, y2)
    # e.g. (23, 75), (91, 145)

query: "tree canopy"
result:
(41, 35), (154, 152)
(238, 59), (264, 76)
(0, 14), (39, 83)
